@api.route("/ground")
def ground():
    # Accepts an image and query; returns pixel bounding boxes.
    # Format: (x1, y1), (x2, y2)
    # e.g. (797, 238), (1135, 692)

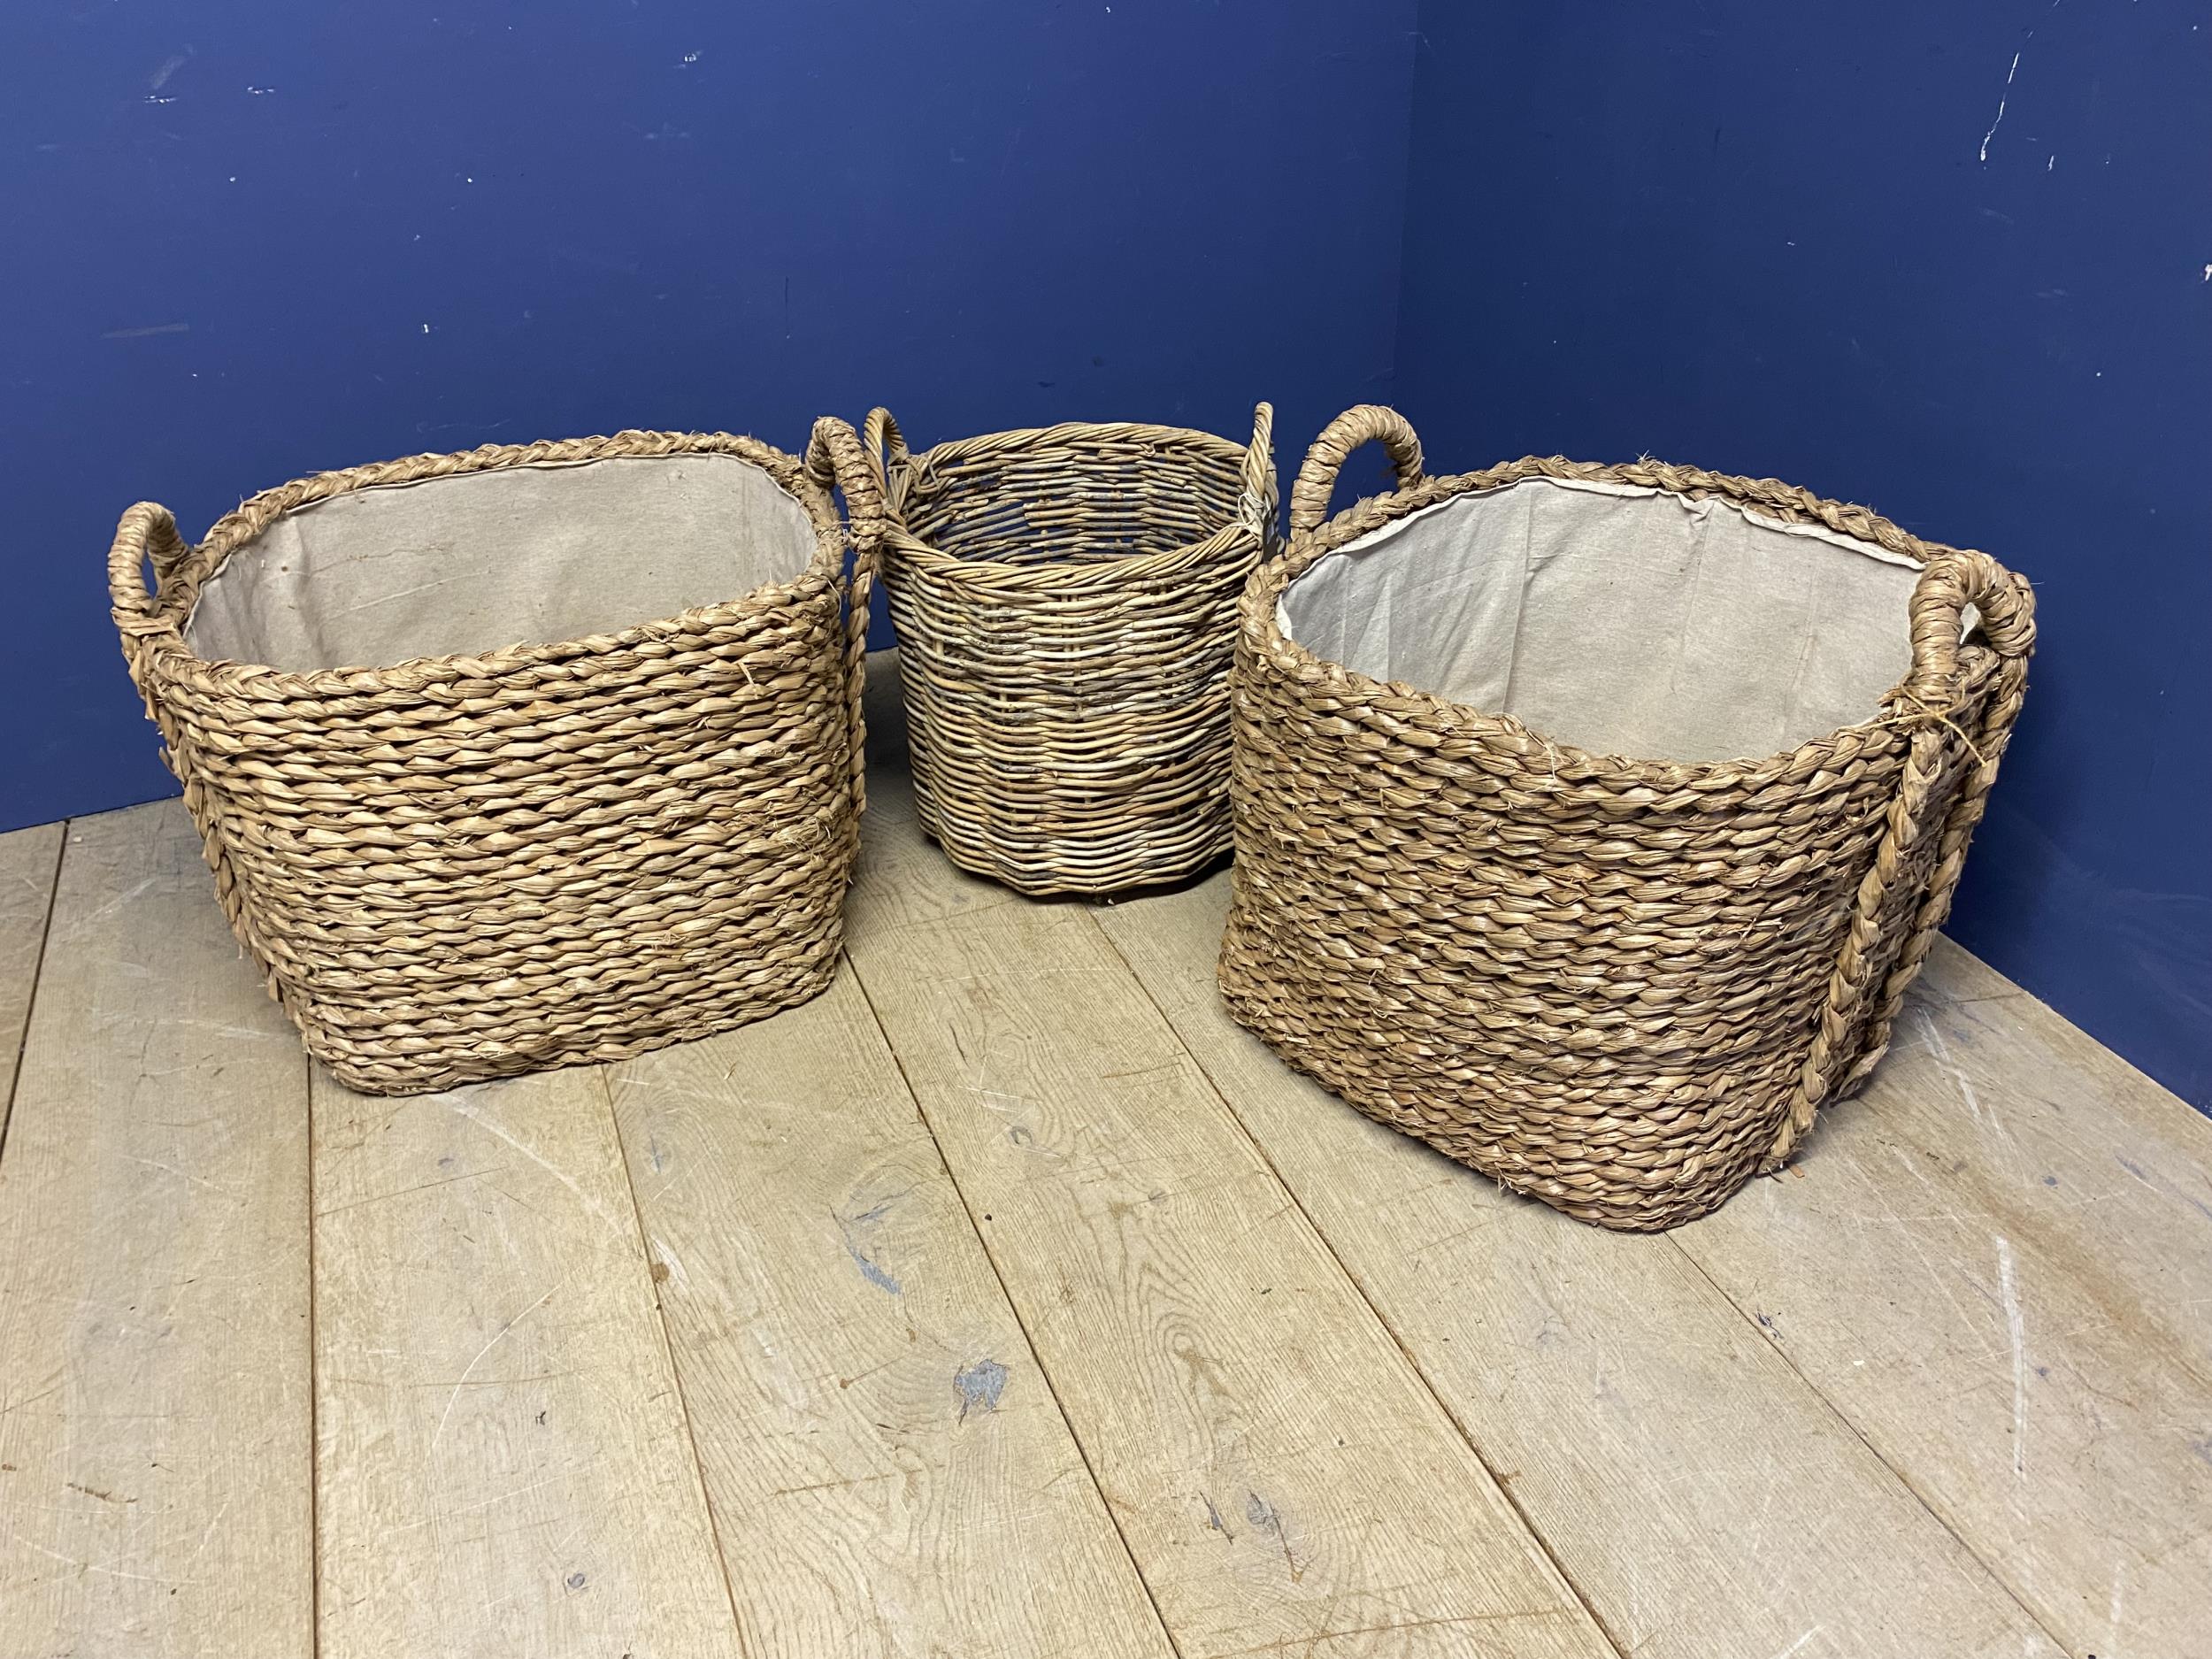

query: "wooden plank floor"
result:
(2, 657), (2207, 1659)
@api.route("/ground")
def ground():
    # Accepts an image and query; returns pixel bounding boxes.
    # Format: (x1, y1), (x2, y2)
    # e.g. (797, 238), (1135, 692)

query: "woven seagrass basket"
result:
(869, 404), (1278, 894)
(110, 421), (885, 1095)
(1221, 405), (2036, 1231)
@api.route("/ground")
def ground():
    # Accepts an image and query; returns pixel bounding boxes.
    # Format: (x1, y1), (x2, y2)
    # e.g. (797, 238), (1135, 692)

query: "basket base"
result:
(1217, 934), (1801, 1233)
(296, 952), (843, 1098)
(911, 790), (1233, 900)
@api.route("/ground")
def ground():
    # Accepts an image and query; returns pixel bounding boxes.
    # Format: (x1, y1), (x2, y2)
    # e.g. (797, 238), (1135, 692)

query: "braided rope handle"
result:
(109, 502), (195, 645)
(1239, 403), (1279, 541)
(1289, 404), (1425, 535)
(1770, 550), (2036, 1164)
(1901, 549), (2038, 709)
(1832, 630), (2032, 1093)
(803, 416), (890, 816)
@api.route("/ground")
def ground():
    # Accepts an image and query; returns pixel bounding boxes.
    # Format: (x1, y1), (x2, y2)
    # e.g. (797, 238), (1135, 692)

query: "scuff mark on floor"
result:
(1996, 1235), (2028, 1479)
(1202, 1492), (1234, 1539)
(954, 1357), (1008, 1420)
(834, 1202), (902, 1296)
(1244, 1491), (1303, 1582)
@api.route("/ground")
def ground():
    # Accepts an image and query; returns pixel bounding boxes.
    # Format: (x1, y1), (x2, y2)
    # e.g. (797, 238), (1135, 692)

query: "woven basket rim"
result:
(882, 419), (1268, 590)
(1245, 453), (2024, 788)
(119, 430), (848, 700)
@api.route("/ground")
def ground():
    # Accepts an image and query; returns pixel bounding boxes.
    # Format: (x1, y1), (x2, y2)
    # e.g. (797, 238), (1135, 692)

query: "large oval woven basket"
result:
(870, 405), (1277, 895)
(1221, 405), (2036, 1231)
(110, 421), (885, 1095)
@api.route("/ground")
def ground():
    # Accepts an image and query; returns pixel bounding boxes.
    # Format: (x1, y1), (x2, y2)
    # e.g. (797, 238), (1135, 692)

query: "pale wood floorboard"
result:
(311, 1062), (743, 1659)
(0, 820), (62, 1125)
(1677, 942), (2212, 1657)
(4, 707), (2206, 1659)
(0, 801), (313, 1656)
(843, 772), (1617, 1659)
(607, 971), (1172, 1659)
(1096, 874), (2066, 1659)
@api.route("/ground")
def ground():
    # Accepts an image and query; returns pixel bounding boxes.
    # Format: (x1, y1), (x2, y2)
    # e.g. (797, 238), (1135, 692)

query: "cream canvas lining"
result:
(186, 454), (818, 673)
(1279, 477), (1924, 762)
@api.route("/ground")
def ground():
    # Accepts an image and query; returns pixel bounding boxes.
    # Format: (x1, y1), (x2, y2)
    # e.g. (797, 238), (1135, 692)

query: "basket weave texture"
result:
(1221, 406), (2036, 1231)
(870, 405), (1278, 894)
(110, 422), (884, 1095)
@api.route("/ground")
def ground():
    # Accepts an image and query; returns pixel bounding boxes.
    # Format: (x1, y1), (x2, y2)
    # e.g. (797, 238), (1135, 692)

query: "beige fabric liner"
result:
(1279, 477), (1924, 763)
(186, 454), (818, 673)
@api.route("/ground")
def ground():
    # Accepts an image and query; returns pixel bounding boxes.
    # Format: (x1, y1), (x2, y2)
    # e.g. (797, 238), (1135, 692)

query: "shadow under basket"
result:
(109, 423), (885, 1095)
(1221, 405), (2037, 1231)
(869, 405), (1278, 895)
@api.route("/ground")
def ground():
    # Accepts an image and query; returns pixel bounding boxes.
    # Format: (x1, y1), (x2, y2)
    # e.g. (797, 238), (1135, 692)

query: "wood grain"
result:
(1097, 872), (2064, 1659)
(1678, 942), (2212, 1658)
(0, 820), (61, 1125)
(311, 1063), (741, 1658)
(1880, 938), (2212, 1358)
(607, 970), (1171, 1659)
(844, 771), (1616, 1659)
(0, 800), (312, 1656)
(11, 669), (2204, 1658)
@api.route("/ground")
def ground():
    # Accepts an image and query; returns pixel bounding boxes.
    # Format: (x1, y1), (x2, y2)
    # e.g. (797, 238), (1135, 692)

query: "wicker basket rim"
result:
(1246, 452), (2029, 789)
(879, 417), (1271, 589)
(113, 430), (849, 701)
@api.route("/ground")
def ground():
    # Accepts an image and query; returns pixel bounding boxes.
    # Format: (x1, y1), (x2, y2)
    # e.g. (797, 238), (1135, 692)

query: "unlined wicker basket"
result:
(110, 421), (885, 1094)
(1221, 405), (2035, 1231)
(870, 404), (1278, 894)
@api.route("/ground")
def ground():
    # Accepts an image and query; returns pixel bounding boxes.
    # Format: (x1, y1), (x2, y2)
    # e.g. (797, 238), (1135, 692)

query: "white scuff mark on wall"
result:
(1979, 49), (2023, 162)
(247, 85), (275, 96)
(1997, 1235), (2028, 1479)
(149, 52), (190, 90)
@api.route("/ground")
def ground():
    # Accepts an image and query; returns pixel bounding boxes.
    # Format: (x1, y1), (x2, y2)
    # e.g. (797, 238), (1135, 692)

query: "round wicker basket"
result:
(869, 405), (1277, 895)
(109, 420), (884, 1095)
(1222, 405), (2036, 1231)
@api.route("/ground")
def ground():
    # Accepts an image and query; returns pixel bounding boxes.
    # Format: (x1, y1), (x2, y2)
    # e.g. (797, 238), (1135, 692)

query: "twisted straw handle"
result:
(1289, 404), (1425, 535)
(862, 407), (910, 503)
(1240, 403), (1278, 540)
(1901, 549), (2037, 710)
(803, 416), (889, 813)
(1770, 548), (2034, 1165)
(109, 502), (196, 643)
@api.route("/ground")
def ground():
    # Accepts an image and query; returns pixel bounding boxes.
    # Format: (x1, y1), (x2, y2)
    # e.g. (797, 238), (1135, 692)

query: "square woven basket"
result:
(1221, 405), (2036, 1231)
(109, 420), (885, 1094)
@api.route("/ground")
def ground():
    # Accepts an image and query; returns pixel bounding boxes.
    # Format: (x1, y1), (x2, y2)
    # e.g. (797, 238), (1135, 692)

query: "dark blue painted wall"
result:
(1, 0), (1416, 830)
(1391, 1), (2212, 1107)
(10, 1), (2207, 1106)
